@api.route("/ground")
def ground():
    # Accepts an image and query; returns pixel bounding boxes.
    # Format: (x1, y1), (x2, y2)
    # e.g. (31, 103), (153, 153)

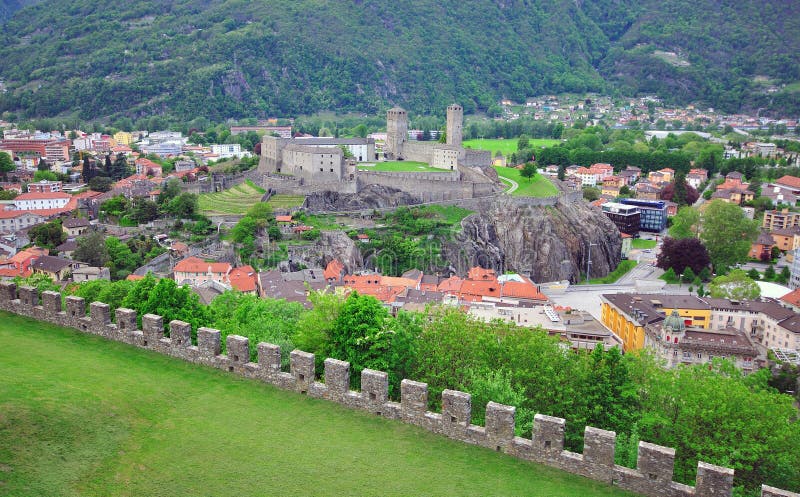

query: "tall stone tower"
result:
(446, 104), (463, 147)
(385, 107), (408, 160)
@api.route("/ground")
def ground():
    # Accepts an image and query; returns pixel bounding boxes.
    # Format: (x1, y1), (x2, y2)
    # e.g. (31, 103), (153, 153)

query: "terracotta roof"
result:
(780, 289), (800, 308)
(501, 280), (547, 301)
(0, 210), (44, 219)
(173, 256), (232, 275)
(15, 191), (71, 200)
(276, 215), (293, 223)
(126, 274), (145, 281)
(323, 259), (345, 281)
(228, 265), (257, 292)
(437, 276), (463, 293)
(459, 280), (501, 301)
(776, 175), (800, 189)
(467, 267), (497, 281)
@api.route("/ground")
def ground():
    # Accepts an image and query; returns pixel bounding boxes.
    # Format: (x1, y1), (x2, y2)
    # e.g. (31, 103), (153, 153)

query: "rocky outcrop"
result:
(443, 197), (621, 283)
(304, 184), (421, 212)
(279, 230), (363, 273)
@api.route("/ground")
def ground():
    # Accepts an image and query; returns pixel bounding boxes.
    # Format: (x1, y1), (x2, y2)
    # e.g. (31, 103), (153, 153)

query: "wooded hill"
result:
(0, 0), (798, 121)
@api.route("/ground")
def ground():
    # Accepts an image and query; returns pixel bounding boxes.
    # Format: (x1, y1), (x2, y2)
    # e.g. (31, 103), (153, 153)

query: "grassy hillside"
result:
(0, 311), (636, 496)
(0, 0), (797, 121)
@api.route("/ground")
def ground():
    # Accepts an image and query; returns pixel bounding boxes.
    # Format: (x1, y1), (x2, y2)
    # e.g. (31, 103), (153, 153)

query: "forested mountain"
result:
(0, 0), (38, 22)
(0, 0), (797, 121)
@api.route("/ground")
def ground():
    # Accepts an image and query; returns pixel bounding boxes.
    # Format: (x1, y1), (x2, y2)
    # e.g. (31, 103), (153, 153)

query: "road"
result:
(498, 175), (519, 194)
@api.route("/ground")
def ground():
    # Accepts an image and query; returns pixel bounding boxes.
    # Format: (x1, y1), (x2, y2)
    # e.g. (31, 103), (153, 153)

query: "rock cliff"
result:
(443, 197), (621, 283)
(304, 185), (420, 212)
(279, 230), (363, 273)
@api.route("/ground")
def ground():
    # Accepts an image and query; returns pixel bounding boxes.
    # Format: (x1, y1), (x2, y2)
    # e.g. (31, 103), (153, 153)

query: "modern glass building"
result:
(620, 199), (667, 232)
(601, 202), (641, 235)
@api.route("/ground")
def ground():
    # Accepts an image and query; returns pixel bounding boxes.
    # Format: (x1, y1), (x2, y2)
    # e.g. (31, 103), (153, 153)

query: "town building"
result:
(601, 202), (640, 235)
(11, 192), (71, 211)
(27, 180), (62, 193)
(763, 209), (800, 230)
(619, 199), (667, 232)
(0, 211), (45, 233)
(173, 256), (232, 287)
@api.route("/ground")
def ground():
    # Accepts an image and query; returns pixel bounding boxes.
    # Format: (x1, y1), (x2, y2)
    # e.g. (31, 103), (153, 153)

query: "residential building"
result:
(230, 125), (292, 138)
(0, 211), (45, 233)
(769, 227), (800, 252)
(0, 247), (47, 278)
(12, 192), (71, 211)
(620, 199), (667, 232)
(791, 248), (800, 289)
(228, 265), (258, 294)
(574, 167), (599, 186)
(31, 255), (84, 281)
(113, 131), (133, 146)
(763, 209), (800, 230)
(72, 266), (111, 282)
(173, 256), (232, 286)
(210, 143), (249, 159)
(633, 182), (661, 200)
(27, 180), (62, 193)
(601, 202), (640, 235)
(749, 231), (775, 260)
(62, 217), (90, 237)
(775, 175), (800, 195)
(643, 310), (759, 372)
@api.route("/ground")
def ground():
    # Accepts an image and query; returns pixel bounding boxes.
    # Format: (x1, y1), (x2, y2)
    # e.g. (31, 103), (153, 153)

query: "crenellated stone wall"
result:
(0, 282), (796, 497)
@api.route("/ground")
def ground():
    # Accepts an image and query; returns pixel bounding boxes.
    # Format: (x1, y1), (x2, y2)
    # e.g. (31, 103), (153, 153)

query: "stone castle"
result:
(0, 282), (796, 497)
(257, 106), (498, 203)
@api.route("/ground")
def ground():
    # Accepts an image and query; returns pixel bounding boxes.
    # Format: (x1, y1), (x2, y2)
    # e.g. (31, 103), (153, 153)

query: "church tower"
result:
(446, 104), (463, 147)
(385, 107), (408, 160)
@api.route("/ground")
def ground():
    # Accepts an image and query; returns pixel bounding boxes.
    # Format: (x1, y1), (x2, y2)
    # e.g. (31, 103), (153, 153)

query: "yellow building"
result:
(601, 294), (712, 351)
(113, 131), (133, 146)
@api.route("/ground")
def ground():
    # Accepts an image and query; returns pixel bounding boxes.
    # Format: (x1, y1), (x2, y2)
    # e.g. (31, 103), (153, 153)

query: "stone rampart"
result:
(0, 282), (795, 497)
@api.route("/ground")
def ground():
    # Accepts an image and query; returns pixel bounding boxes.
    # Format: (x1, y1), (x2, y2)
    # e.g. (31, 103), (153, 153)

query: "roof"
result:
(323, 259), (345, 281)
(755, 231), (775, 246)
(467, 267), (497, 281)
(15, 191), (72, 200)
(228, 265), (257, 292)
(62, 217), (89, 228)
(173, 256), (232, 275)
(780, 289), (800, 308)
(501, 280), (547, 301)
(31, 255), (72, 273)
(276, 215), (293, 223)
(776, 175), (800, 189)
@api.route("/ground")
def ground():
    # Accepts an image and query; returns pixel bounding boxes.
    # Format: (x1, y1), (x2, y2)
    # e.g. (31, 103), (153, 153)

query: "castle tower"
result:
(385, 107), (408, 160)
(446, 104), (463, 147)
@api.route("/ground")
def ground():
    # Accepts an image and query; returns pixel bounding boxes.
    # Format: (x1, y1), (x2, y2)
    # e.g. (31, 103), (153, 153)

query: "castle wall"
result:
(1, 282), (795, 497)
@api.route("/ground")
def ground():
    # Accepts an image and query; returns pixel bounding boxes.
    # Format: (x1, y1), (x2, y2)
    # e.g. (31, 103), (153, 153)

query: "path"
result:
(498, 174), (519, 194)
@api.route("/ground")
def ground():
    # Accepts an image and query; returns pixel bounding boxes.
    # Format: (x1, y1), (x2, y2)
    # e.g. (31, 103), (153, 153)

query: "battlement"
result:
(0, 281), (796, 497)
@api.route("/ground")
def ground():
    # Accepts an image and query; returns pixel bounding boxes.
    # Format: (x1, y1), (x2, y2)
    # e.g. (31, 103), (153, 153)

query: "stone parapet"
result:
(0, 285), (793, 497)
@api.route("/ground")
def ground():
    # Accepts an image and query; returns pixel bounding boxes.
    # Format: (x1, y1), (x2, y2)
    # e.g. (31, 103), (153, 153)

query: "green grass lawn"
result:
(0, 312), (635, 497)
(266, 194), (306, 209)
(358, 161), (450, 173)
(493, 166), (559, 197)
(580, 260), (638, 285)
(198, 180), (266, 215)
(463, 138), (560, 156)
(631, 239), (657, 250)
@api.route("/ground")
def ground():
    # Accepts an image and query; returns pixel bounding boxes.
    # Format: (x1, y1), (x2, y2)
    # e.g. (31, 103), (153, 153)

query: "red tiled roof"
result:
(228, 265), (257, 292)
(501, 280), (547, 301)
(324, 259), (345, 281)
(780, 289), (800, 308)
(173, 256), (232, 275)
(467, 267), (497, 281)
(776, 175), (800, 189)
(437, 276), (463, 293)
(276, 215), (293, 223)
(15, 191), (71, 200)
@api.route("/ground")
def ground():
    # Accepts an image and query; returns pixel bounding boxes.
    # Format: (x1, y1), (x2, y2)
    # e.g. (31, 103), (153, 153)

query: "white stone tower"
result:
(385, 107), (408, 160)
(446, 104), (463, 147)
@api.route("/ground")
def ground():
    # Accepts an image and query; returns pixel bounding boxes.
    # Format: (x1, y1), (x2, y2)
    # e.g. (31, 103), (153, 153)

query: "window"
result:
(697, 353), (702, 359)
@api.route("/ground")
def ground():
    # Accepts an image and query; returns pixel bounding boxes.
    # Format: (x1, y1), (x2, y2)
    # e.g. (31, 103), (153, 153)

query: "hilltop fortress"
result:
(258, 105), (498, 203)
(1, 283), (797, 497)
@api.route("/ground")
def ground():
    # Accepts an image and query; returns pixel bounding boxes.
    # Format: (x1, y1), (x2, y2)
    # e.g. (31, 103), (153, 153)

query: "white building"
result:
(210, 143), (249, 159)
(12, 192), (71, 211)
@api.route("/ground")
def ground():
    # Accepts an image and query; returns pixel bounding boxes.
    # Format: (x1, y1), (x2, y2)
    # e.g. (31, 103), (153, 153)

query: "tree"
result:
(656, 237), (711, 276)
(130, 198), (160, 223)
(89, 176), (113, 192)
(764, 264), (776, 281)
(681, 266), (696, 283)
(81, 156), (94, 182)
(520, 162), (537, 181)
(165, 192), (198, 219)
(29, 219), (66, 249)
(73, 231), (110, 267)
(557, 164), (566, 181)
(0, 152), (14, 181)
(582, 186), (601, 202)
(661, 267), (679, 283)
(700, 200), (760, 271)
(660, 178), (699, 205)
(33, 170), (58, 182)
(708, 270), (760, 300)
(771, 246), (782, 261)
(668, 207), (700, 239)
(777, 266), (790, 285)
(517, 135), (530, 150)
(37, 158), (51, 171)
(747, 268), (761, 281)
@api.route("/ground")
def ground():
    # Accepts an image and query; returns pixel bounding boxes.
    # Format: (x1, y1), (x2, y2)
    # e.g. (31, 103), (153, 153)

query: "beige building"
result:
(763, 209), (800, 230)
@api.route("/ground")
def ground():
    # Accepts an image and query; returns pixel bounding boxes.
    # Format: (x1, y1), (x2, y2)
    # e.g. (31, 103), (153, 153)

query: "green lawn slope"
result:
(0, 312), (635, 497)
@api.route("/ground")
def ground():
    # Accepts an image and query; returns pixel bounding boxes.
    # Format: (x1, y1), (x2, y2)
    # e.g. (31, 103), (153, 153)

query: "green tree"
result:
(33, 170), (58, 182)
(582, 186), (601, 202)
(708, 270), (760, 300)
(700, 200), (759, 271)
(517, 134), (530, 150)
(520, 162), (537, 181)
(671, 171), (688, 206)
(29, 219), (65, 249)
(668, 207), (700, 239)
(0, 152), (14, 180)
(73, 231), (110, 268)
(681, 266), (696, 283)
(777, 266), (790, 285)
(88, 176), (113, 192)
(764, 264), (776, 281)
(746, 268), (761, 281)
(166, 192), (198, 219)
(660, 267), (679, 283)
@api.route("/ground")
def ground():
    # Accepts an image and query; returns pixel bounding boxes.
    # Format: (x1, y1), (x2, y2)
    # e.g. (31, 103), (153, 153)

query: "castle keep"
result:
(0, 282), (797, 497)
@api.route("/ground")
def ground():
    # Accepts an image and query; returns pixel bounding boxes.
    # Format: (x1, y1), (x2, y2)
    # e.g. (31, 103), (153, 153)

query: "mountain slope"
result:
(0, 0), (797, 121)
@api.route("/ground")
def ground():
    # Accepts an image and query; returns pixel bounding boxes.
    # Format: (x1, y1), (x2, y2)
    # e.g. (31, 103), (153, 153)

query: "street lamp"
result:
(585, 242), (598, 283)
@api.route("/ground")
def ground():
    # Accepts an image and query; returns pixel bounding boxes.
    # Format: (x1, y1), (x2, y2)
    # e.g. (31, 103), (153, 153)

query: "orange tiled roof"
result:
(126, 274), (145, 281)
(776, 175), (800, 189)
(501, 280), (547, 301)
(173, 256), (232, 275)
(780, 289), (800, 308)
(437, 276), (463, 293)
(15, 191), (71, 200)
(324, 259), (345, 281)
(276, 215), (293, 223)
(379, 276), (418, 288)
(459, 280), (501, 301)
(467, 267), (497, 281)
(229, 265), (257, 292)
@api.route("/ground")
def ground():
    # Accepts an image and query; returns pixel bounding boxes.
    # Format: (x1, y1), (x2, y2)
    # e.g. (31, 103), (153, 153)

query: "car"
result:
(644, 249), (652, 253)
